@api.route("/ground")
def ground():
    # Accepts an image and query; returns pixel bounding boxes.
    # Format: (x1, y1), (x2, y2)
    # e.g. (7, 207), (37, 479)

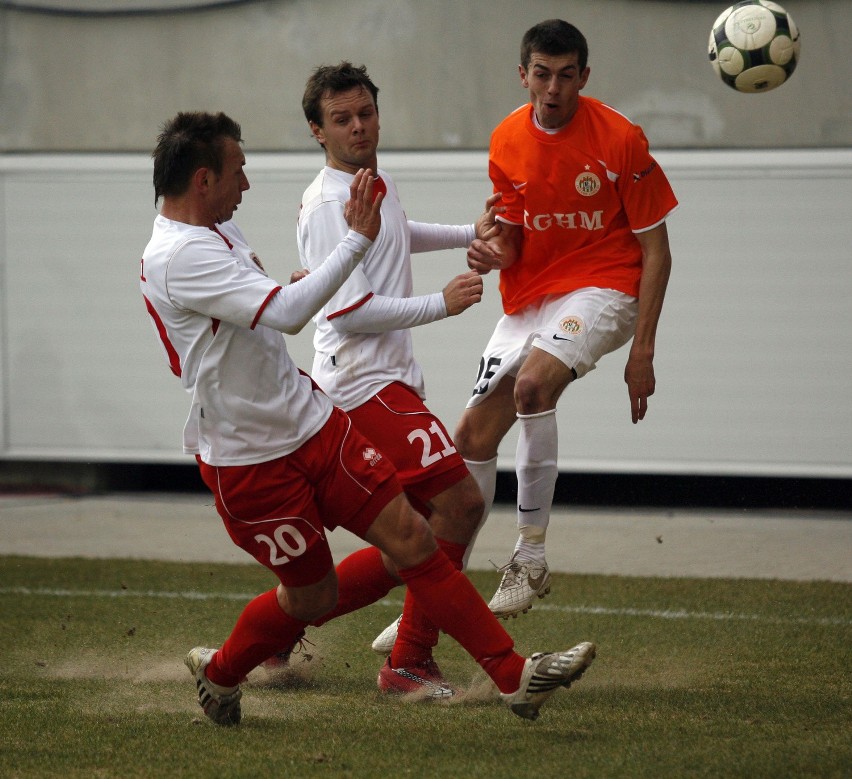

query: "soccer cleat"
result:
(371, 616), (401, 655)
(261, 651), (291, 673)
(261, 630), (309, 673)
(501, 642), (596, 721)
(184, 647), (242, 726)
(487, 556), (551, 619)
(377, 657), (455, 699)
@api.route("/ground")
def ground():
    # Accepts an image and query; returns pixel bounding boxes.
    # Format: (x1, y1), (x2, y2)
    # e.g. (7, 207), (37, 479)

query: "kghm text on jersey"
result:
(523, 210), (603, 231)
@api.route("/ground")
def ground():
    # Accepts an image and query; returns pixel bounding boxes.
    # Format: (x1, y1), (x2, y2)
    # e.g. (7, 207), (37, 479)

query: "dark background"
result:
(2, 460), (848, 511)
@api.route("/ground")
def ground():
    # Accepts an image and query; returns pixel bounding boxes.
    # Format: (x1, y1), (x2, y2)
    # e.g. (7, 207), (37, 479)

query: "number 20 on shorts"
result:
(254, 524), (308, 566)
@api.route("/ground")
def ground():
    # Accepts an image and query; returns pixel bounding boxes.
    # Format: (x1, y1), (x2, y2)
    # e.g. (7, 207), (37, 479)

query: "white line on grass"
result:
(1, 587), (848, 627)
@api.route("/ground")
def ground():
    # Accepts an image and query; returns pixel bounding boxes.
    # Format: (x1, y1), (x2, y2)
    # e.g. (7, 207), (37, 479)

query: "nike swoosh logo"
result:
(528, 571), (548, 590)
(518, 506), (540, 513)
(552, 335), (574, 342)
(512, 181), (527, 190)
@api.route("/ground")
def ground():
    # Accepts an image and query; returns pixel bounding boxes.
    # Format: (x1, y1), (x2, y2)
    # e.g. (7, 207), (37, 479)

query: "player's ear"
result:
(308, 121), (325, 146)
(518, 64), (529, 88)
(579, 66), (590, 90)
(193, 166), (210, 193)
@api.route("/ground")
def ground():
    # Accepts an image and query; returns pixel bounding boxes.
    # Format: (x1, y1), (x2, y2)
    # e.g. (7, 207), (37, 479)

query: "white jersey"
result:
(141, 215), (333, 466)
(297, 166), (473, 411)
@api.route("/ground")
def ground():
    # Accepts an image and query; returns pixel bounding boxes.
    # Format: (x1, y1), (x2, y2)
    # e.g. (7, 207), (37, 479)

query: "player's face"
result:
(208, 137), (250, 224)
(520, 51), (590, 130)
(310, 86), (380, 174)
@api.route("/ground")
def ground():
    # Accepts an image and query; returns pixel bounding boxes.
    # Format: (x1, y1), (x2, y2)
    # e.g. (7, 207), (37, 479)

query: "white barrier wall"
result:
(2, 0), (851, 151)
(1, 149), (850, 477)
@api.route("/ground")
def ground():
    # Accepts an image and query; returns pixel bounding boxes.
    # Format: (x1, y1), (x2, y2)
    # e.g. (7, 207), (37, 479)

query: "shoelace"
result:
(491, 559), (523, 586)
(290, 634), (316, 662)
(418, 659), (444, 678)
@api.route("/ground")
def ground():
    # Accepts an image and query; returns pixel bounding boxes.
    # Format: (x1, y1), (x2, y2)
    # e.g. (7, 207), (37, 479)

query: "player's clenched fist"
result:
(443, 270), (484, 316)
(344, 168), (383, 242)
(466, 238), (506, 274)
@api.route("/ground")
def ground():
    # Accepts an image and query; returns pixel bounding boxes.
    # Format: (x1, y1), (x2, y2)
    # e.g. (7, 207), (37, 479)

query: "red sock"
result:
(391, 538), (465, 667)
(207, 589), (306, 687)
(438, 538), (467, 570)
(312, 546), (399, 627)
(398, 549), (525, 693)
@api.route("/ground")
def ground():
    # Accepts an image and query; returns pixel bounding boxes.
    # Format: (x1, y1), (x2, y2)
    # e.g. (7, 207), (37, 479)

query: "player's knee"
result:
(391, 505), (437, 567)
(454, 417), (489, 461)
(452, 488), (484, 526)
(514, 374), (550, 414)
(513, 374), (537, 412)
(366, 495), (438, 568)
(397, 505), (434, 551)
(433, 481), (484, 539)
(452, 419), (473, 458)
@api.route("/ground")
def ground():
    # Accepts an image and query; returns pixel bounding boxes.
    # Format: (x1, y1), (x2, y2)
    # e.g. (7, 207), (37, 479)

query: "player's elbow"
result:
(278, 316), (312, 336)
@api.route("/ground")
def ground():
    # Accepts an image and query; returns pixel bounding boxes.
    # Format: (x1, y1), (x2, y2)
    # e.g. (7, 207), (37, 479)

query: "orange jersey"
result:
(490, 97), (678, 314)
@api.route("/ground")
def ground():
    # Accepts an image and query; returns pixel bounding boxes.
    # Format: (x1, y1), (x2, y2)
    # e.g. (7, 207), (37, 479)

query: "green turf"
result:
(1, 556), (849, 778)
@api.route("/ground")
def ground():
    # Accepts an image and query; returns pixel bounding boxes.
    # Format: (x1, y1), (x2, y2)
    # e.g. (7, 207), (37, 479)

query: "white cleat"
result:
(501, 642), (596, 721)
(371, 615), (402, 656)
(184, 647), (242, 726)
(488, 556), (551, 619)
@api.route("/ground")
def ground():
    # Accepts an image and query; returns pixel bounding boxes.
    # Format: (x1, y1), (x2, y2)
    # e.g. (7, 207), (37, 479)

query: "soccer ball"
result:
(708, 1), (801, 93)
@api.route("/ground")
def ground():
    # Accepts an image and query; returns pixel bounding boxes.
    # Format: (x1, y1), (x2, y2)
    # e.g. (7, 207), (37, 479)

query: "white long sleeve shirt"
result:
(141, 214), (370, 464)
(297, 166), (474, 411)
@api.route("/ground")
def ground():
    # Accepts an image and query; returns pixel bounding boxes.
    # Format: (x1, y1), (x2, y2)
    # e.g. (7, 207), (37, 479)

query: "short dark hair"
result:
(521, 19), (588, 71)
(152, 111), (242, 205)
(302, 61), (379, 127)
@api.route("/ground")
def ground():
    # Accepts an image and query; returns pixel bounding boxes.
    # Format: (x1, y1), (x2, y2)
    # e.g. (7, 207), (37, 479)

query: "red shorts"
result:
(347, 382), (469, 517)
(197, 407), (402, 587)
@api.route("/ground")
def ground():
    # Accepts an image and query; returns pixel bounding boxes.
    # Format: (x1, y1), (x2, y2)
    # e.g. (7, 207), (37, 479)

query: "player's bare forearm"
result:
(625, 223), (673, 423)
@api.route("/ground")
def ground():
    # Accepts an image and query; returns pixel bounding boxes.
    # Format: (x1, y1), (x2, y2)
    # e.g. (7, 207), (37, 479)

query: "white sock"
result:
(513, 525), (547, 564)
(514, 409), (557, 560)
(461, 456), (497, 569)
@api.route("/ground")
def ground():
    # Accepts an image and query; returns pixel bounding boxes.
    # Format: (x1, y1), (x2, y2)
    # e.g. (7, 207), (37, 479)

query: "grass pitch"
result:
(1, 556), (850, 778)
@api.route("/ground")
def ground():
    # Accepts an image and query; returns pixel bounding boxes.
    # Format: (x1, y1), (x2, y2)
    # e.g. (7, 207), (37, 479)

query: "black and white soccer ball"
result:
(708, 1), (801, 93)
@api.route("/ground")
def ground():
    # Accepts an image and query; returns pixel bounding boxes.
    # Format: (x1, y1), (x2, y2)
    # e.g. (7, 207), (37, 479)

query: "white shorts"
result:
(466, 287), (638, 407)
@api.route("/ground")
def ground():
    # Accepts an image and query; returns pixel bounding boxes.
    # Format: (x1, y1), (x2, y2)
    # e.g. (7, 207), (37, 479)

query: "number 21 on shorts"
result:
(408, 421), (456, 467)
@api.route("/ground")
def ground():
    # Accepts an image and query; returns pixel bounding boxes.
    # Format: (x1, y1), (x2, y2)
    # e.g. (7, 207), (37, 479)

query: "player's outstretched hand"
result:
(475, 192), (506, 241)
(443, 270), (484, 315)
(344, 168), (383, 242)
(289, 268), (310, 284)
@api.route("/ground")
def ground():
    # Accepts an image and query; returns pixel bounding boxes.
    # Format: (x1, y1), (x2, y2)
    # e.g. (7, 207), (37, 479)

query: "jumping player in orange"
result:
(457, 20), (678, 618)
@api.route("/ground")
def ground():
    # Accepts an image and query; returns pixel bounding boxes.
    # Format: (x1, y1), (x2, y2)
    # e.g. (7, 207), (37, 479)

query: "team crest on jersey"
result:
(250, 252), (265, 271)
(363, 447), (382, 466)
(559, 316), (584, 335)
(575, 170), (600, 197)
